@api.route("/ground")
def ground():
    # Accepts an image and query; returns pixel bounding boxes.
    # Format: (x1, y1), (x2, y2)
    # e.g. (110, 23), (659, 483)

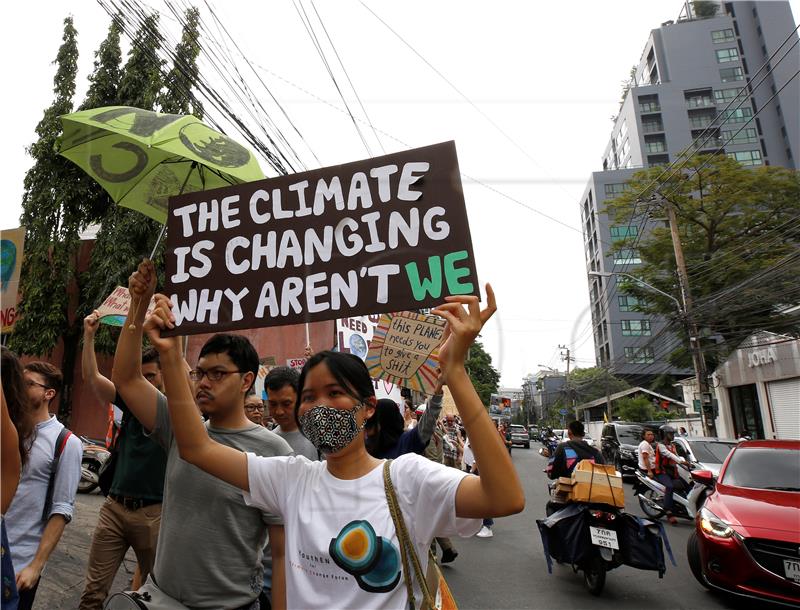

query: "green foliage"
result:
(10, 17), (82, 359)
(614, 397), (656, 422)
(692, 1), (719, 17)
(566, 367), (630, 405)
(466, 340), (500, 406)
(160, 7), (204, 118)
(605, 154), (800, 369)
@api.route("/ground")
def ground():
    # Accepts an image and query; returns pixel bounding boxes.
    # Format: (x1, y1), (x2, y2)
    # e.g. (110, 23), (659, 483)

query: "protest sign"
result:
(287, 357), (307, 370)
(253, 356), (278, 400)
(336, 316), (404, 404)
(163, 141), (478, 336)
(365, 311), (445, 395)
(1, 227), (25, 333)
(96, 286), (157, 327)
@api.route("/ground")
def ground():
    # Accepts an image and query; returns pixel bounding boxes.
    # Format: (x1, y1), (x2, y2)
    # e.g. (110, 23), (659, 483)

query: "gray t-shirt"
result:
(274, 426), (319, 461)
(147, 393), (292, 609)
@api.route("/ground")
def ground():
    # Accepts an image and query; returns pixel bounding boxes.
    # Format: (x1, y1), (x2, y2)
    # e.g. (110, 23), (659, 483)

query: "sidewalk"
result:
(31, 491), (137, 609)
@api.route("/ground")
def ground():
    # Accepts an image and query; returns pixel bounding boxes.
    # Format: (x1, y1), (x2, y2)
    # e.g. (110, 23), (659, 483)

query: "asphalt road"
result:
(444, 444), (756, 610)
(29, 445), (775, 609)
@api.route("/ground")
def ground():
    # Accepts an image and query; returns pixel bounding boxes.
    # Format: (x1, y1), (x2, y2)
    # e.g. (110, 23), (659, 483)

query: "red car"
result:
(687, 440), (800, 606)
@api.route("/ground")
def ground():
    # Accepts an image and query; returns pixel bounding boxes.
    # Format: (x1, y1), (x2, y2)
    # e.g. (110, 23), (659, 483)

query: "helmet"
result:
(659, 424), (675, 442)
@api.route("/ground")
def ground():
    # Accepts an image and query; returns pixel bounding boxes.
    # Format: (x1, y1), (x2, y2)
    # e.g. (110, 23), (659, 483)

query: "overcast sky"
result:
(3, 1), (798, 386)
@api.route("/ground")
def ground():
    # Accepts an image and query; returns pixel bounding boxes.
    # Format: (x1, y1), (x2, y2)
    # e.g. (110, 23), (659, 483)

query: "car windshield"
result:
(688, 440), (737, 464)
(510, 426), (525, 434)
(617, 426), (643, 444)
(721, 448), (800, 491)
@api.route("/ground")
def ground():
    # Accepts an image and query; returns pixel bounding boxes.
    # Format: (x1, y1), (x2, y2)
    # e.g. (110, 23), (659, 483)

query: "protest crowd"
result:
(1, 254), (524, 609)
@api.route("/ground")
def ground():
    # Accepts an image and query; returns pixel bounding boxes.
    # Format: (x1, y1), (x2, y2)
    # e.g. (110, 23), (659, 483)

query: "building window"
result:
(711, 28), (735, 43)
(621, 319), (652, 336)
(638, 95), (660, 113)
(624, 347), (655, 364)
(727, 150), (762, 166)
(645, 140), (667, 153)
(716, 48), (739, 63)
(604, 183), (629, 196)
(642, 118), (664, 133)
(719, 67), (744, 82)
(613, 248), (642, 264)
(721, 127), (758, 144)
(618, 295), (642, 312)
(714, 87), (744, 103)
(689, 115), (715, 129)
(720, 107), (753, 123)
(610, 225), (639, 241)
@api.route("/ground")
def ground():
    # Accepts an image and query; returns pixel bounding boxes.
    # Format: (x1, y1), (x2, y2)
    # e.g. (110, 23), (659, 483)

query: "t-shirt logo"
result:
(329, 520), (401, 593)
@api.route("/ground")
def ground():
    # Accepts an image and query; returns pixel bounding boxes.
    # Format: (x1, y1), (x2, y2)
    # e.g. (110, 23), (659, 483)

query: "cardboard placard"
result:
(365, 311), (445, 395)
(286, 357), (307, 370)
(96, 286), (157, 327)
(163, 141), (478, 336)
(1, 227), (25, 333)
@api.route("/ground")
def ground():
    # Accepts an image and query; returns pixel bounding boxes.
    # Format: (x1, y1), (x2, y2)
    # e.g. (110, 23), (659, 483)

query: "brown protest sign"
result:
(365, 311), (445, 395)
(162, 141), (478, 336)
(96, 286), (156, 327)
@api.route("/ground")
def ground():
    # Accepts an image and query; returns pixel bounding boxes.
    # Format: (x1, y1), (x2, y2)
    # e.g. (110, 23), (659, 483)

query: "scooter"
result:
(634, 465), (712, 521)
(538, 434), (559, 458)
(78, 436), (111, 494)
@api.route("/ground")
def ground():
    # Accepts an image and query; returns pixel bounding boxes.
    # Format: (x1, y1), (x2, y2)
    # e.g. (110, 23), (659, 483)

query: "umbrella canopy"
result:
(55, 106), (264, 224)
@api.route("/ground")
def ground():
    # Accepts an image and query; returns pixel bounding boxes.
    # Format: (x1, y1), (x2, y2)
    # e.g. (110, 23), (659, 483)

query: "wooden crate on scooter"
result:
(570, 460), (625, 507)
(553, 477), (575, 502)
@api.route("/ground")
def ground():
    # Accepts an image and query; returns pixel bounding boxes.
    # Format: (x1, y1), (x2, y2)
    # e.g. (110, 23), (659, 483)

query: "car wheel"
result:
(687, 531), (710, 589)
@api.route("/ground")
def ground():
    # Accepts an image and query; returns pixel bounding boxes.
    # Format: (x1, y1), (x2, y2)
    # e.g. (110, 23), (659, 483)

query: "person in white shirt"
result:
(637, 429), (656, 478)
(140, 282), (524, 610)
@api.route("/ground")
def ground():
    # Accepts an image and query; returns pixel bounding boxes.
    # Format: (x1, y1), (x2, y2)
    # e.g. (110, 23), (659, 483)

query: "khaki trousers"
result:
(79, 496), (161, 609)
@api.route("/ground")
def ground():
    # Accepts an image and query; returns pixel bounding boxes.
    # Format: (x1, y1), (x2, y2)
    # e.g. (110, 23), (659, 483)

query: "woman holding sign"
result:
(141, 283), (524, 610)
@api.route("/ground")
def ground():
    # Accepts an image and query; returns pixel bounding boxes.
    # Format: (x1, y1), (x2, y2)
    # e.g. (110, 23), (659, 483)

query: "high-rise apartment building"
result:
(580, 1), (799, 383)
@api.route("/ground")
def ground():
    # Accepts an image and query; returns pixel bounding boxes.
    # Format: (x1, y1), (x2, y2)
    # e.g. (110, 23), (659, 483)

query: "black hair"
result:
(264, 366), (300, 394)
(568, 420), (585, 437)
(295, 351), (375, 423)
(198, 333), (259, 391)
(141, 347), (160, 367)
(364, 399), (404, 457)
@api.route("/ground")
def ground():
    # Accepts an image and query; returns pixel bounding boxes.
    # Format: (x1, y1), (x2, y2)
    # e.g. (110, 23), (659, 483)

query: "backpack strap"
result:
(41, 427), (72, 522)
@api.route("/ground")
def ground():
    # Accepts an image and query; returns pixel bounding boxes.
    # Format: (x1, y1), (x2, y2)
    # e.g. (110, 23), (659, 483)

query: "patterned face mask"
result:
(299, 404), (365, 455)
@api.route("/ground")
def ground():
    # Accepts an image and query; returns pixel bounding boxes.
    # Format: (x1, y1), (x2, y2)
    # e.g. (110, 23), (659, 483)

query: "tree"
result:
(614, 397), (656, 422)
(465, 340), (500, 406)
(82, 12), (167, 353)
(159, 7), (204, 118)
(605, 154), (800, 370)
(692, 1), (719, 18)
(9, 18), (85, 420)
(564, 367), (631, 405)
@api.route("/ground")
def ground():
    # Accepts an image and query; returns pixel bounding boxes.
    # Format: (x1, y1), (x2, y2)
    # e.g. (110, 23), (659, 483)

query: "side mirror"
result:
(691, 470), (715, 487)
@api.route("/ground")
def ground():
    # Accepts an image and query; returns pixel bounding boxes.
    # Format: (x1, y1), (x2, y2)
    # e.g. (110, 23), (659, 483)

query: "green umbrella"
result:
(55, 105), (265, 255)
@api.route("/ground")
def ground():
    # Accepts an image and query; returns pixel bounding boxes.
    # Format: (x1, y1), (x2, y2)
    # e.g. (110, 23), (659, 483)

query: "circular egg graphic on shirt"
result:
(330, 520), (401, 593)
(349, 334), (368, 360)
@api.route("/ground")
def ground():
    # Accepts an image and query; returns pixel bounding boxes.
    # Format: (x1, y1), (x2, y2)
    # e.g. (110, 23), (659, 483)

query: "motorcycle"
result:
(78, 436), (111, 494)
(538, 434), (559, 458)
(634, 465), (713, 521)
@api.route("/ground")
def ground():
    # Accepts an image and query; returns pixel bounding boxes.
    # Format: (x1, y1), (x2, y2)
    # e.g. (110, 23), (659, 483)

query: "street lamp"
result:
(587, 269), (713, 436)
(588, 271), (682, 312)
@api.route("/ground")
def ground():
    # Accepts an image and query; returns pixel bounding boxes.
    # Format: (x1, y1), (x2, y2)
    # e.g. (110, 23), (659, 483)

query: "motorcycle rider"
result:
(548, 420), (604, 480)
(654, 424), (687, 525)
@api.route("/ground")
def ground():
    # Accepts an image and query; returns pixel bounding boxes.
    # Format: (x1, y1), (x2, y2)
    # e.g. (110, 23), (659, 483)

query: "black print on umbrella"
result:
(179, 123), (251, 168)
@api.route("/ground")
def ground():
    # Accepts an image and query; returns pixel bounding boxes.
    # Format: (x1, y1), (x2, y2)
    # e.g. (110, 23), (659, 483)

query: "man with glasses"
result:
(112, 260), (292, 610)
(6, 362), (82, 610)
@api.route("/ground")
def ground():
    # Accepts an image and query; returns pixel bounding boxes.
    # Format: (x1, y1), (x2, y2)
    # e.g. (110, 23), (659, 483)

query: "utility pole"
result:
(559, 344), (576, 419)
(662, 195), (715, 436)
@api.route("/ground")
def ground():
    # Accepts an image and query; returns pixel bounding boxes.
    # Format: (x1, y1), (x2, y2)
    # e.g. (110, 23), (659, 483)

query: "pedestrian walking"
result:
(5, 361), (82, 610)
(142, 289), (524, 609)
(78, 311), (168, 609)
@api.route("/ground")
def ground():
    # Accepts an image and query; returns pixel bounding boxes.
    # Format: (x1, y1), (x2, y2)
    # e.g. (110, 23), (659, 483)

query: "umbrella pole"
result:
(128, 162), (197, 331)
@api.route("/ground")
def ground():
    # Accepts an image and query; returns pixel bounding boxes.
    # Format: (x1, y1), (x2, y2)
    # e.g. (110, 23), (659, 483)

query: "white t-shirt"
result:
(637, 440), (655, 470)
(244, 453), (480, 610)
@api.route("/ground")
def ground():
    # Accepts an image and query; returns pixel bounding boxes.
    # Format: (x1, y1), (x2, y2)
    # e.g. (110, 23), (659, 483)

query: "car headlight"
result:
(699, 507), (733, 539)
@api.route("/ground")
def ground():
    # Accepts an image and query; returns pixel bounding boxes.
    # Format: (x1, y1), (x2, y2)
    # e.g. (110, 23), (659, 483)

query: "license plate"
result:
(785, 558), (800, 584)
(589, 526), (619, 550)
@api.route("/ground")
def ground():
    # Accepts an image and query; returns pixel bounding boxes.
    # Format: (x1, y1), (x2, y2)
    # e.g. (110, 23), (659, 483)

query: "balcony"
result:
(642, 121), (664, 133)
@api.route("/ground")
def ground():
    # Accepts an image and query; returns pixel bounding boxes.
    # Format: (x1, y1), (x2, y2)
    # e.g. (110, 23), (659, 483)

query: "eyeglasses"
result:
(188, 369), (242, 382)
(26, 380), (50, 391)
(245, 404), (265, 412)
